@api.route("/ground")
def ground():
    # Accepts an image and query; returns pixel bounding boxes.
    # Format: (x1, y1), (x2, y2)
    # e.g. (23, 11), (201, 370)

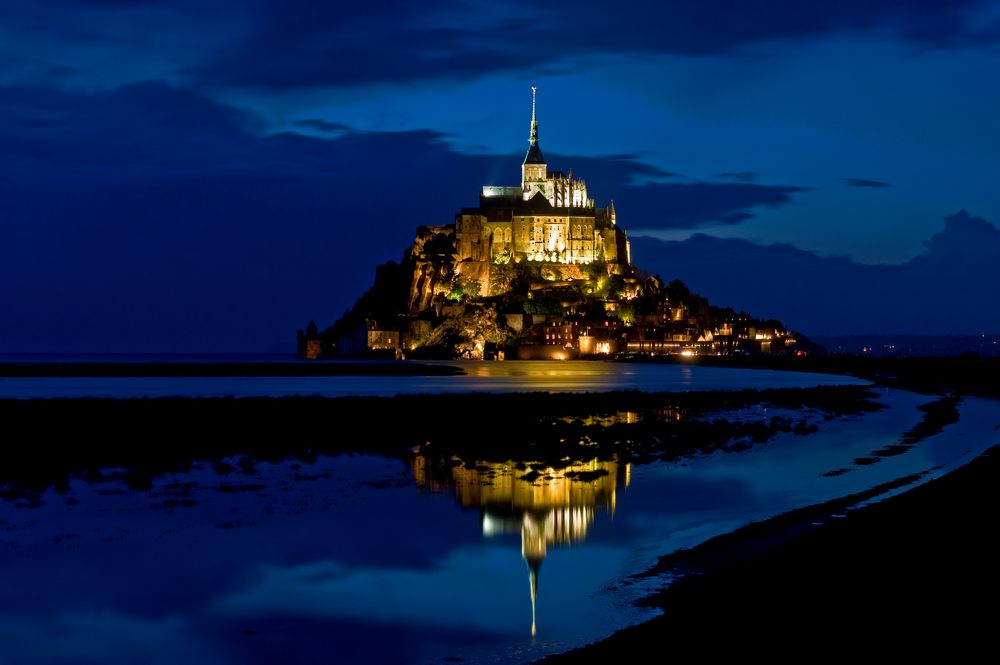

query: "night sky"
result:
(2, 1), (999, 352)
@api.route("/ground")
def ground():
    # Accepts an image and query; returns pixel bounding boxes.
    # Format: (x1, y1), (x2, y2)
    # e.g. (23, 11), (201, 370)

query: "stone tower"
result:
(521, 86), (547, 195)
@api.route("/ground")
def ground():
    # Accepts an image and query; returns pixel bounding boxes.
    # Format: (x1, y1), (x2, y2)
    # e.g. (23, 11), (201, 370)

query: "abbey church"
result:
(454, 87), (631, 268)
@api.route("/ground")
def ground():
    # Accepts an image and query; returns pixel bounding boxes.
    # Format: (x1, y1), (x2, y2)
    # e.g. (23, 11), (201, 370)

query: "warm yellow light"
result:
(680, 349), (695, 357)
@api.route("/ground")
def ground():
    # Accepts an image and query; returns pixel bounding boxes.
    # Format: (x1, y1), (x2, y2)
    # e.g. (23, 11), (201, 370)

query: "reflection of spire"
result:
(411, 456), (631, 639)
(521, 510), (547, 638)
(526, 555), (541, 638)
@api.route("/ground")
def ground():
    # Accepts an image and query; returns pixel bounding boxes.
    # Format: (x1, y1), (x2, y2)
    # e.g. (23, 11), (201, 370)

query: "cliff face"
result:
(408, 226), (456, 314)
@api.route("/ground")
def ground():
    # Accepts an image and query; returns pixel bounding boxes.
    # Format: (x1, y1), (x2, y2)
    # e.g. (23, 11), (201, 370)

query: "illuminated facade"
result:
(455, 87), (631, 267)
(412, 455), (630, 637)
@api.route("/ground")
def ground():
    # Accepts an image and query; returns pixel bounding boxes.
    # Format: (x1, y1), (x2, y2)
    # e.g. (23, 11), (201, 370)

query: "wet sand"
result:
(545, 442), (1000, 661)
(0, 385), (877, 501)
(3, 356), (996, 662)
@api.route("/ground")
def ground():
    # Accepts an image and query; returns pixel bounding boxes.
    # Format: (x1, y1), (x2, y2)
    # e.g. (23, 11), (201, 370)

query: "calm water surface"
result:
(0, 370), (996, 664)
(0, 360), (865, 398)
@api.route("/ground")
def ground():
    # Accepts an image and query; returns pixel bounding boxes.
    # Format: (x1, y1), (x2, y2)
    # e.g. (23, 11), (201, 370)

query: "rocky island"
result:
(300, 88), (804, 360)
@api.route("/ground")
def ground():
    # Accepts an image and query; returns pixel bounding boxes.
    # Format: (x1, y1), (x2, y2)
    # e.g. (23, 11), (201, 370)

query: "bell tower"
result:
(521, 86), (547, 192)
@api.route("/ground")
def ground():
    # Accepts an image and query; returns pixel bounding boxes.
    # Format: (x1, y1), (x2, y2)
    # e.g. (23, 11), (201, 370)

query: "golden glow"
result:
(412, 456), (629, 638)
(560, 411), (640, 427)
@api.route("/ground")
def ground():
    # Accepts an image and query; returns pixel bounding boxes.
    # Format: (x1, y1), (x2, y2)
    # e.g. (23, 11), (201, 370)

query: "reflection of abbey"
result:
(456, 86), (630, 268)
(412, 455), (629, 638)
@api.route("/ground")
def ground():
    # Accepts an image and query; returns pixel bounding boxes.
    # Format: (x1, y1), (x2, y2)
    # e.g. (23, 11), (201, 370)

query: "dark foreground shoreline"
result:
(545, 443), (1000, 661)
(539, 355), (1000, 660)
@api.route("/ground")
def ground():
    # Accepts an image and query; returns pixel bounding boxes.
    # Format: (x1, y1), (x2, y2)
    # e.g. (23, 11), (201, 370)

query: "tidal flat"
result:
(0, 382), (996, 664)
(0, 385), (880, 501)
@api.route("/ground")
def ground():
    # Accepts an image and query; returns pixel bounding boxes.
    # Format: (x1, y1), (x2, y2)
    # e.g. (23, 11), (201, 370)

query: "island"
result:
(300, 88), (805, 360)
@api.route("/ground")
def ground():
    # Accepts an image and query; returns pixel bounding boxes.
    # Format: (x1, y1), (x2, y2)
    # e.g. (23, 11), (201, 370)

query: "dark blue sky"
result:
(2, 0), (999, 351)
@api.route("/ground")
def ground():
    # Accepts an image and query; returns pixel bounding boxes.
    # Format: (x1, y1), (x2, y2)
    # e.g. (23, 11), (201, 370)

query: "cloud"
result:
(208, 553), (519, 632)
(294, 119), (353, 134)
(3, 81), (763, 352)
(0, 610), (225, 665)
(1, 1), (996, 91)
(192, 1), (1000, 90)
(622, 182), (807, 229)
(844, 177), (891, 187)
(0, 80), (988, 350)
(203, 543), (634, 657)
(716, 171), (759, 182)
(198, 613), (505, 665)
(630, 210), (1000, 335)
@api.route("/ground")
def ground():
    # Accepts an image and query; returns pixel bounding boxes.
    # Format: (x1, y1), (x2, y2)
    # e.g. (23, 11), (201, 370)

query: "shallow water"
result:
(0, 387), (997, 664)
(0, 360), (865, 398)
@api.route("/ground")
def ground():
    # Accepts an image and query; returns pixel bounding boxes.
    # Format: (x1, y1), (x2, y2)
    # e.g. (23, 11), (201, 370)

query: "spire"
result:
(523, 86), (545, 165)
(530, 85), (538, 146)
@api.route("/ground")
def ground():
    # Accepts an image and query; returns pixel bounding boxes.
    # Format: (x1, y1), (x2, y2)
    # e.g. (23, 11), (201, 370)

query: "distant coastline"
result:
(0, 360), (463, 378)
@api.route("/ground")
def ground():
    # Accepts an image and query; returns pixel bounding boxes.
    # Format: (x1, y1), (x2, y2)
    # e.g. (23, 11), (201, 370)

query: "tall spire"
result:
(523, 85), (545, 166)
(530, 85), (538, 146)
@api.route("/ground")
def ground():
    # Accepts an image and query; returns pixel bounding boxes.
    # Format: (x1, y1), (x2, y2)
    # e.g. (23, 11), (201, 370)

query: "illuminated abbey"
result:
(306, 87), (800, 360)
(454, 87), (630, 268)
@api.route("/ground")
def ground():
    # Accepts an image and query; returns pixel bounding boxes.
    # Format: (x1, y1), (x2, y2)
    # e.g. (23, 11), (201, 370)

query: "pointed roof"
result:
(523, 86), (545, 165)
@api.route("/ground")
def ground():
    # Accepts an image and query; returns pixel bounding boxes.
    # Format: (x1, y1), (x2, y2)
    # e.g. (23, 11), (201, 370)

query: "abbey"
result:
(454, 87), (630, 267)
(304, 87), (801, 360)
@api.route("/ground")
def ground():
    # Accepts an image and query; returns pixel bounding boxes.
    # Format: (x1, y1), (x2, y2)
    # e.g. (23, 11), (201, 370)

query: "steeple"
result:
(523, 86), (545, 166)
(530, 86), (538, 146)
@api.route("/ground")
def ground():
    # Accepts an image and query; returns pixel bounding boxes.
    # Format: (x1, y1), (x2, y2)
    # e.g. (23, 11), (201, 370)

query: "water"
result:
(0, 360), (866, 398)
(0, 375), (997, 663)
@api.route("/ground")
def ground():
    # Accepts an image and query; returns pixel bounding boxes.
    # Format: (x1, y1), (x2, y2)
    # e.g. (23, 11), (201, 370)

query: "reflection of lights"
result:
(412, 456), (630, 638)
(482, 513), (504, 537)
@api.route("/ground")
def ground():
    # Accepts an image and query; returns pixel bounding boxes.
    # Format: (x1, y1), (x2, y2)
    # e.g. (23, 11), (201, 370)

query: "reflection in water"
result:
(413, 456), (630, 637)
(556, 408), (683, 426)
